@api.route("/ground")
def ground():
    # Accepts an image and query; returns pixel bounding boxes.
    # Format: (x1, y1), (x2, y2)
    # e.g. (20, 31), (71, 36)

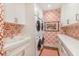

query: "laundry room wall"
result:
(43, 8), (61, 46)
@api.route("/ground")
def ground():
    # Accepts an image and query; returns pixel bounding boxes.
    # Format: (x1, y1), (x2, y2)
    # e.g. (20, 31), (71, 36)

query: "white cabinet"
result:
(5, 4), (26, 24)
(5, 4), (16, 23)
(59, 42), (69, 56)
(61, 4), (79, 27)
(15, 4), (26, 24)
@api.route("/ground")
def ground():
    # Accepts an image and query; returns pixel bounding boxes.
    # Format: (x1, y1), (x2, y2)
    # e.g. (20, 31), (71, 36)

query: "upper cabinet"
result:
(5, 4), (16, 23)
(4, 4), (26, 24)
(61, 4), (79, 27)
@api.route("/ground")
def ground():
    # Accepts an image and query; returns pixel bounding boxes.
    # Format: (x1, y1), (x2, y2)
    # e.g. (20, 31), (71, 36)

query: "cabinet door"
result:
(5, 4), (26, 24)
(15, 4), (26, 24)
(61, 4), (77, 26)
(5, 4), (16, 23)
(58, 41), (68, 56)
(61, 46), (69, 56)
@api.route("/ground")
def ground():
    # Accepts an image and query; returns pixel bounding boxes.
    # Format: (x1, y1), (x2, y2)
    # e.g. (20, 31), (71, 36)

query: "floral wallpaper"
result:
(43, 8), (61, 46)
(61, 23), (79, 40)
(3, 22), (24, 38)
(0, 3), (6, 56)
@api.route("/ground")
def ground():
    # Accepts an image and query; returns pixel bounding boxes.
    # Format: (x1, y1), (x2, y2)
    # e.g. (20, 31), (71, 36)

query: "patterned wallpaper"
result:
(43, 8), (61, 46)
(0, 3), (5, 56)
(61, 23), (79, 40)
(3, 22), (24, 38)
(43, 8), (60, 22)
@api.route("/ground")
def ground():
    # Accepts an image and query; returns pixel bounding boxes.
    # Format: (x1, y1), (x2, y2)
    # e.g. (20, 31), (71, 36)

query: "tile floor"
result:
(40, 47), (59, 56)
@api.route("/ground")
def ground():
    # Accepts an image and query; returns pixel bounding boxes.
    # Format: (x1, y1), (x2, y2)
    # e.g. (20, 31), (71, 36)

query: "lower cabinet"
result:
(58, 39), (72, 56)
(59, 45), (69, 56)
(5, 38), (36, 56)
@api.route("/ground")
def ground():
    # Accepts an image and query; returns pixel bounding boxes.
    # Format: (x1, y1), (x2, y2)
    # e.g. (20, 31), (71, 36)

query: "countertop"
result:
(3, 36), (31, 51)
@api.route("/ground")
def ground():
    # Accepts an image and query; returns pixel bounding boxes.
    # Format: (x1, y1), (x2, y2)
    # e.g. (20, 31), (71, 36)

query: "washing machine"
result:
(34, 15), (44, 55)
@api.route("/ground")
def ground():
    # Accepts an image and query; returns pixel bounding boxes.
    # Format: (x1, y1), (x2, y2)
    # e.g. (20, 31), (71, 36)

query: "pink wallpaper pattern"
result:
(61, 23), (79, 40)
(43, 9), (61, 22)
(0, 3), (5, 56)
(3, 22), (24, 38)
(43, 8), (61, 46)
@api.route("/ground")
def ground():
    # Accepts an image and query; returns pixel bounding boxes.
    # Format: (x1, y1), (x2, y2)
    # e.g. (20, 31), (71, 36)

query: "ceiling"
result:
(36, 3), (64, 10)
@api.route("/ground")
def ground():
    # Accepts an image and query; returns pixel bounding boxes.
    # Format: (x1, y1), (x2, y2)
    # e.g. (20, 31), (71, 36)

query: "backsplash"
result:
(43, 8), (61, 46)
(3, 22), (24, 38)
(61, 23), (79, 40)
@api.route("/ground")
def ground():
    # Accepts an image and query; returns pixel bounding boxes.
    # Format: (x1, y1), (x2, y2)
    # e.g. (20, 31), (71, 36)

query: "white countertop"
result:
(58, 34), (79, 56)
(3, 36), (31, 51)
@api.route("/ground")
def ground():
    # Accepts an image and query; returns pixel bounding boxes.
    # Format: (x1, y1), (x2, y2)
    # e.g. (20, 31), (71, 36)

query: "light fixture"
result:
(47, 4), (52, 8)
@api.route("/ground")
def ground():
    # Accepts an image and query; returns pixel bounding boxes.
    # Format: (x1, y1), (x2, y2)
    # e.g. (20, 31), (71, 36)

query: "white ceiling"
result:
(36, 3), (64, 10)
